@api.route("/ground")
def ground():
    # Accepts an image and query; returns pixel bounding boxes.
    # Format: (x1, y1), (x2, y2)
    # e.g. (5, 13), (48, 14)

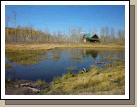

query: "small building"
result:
(83, 33), (100, 43)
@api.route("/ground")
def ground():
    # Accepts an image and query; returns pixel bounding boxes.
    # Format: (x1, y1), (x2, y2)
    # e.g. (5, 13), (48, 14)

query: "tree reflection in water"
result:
(83, 49), (98, 60)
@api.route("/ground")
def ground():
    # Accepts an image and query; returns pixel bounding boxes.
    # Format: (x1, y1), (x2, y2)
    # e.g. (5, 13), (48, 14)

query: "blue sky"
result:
(5, 5), (125, 34)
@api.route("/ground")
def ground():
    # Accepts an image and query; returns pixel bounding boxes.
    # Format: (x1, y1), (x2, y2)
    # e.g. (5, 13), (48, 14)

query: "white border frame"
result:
(1, 1), (129, 99)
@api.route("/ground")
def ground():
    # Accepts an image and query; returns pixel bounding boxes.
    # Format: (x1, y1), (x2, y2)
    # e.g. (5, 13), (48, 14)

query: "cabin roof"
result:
(92, 34), (99, 39)
(83, 33), (99, 40)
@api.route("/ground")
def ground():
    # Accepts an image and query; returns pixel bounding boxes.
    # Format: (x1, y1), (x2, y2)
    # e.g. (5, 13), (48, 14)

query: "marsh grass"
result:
(34, 80), (48, 88)
(5, 49), (46, 65)
(6, 43), (124, 51)
(45, 60), (125, 95)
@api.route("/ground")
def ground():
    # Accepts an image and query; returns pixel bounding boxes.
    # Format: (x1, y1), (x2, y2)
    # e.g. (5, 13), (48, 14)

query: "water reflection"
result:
(50, 50), (61, 61)
(70, 49), (83, 62)
(83, 49), (98, 59)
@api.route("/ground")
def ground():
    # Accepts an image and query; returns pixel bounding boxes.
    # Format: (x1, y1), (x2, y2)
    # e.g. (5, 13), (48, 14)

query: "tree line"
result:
(5, 27), (83, 44)
(5, 26), (125, 44)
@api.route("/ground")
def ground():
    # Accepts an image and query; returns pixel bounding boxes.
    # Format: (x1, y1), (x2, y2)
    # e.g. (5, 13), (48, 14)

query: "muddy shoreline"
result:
(6, 80), (48, 95)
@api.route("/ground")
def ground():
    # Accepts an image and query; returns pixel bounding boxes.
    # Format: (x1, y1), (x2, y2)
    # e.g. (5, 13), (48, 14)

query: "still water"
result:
(6, 48), (124, 82)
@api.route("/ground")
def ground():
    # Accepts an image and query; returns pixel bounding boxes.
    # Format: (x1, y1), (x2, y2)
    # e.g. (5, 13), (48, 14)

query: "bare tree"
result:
(13, 11), (17, 42)
(69, 27), (83, 43)
(117, 30), (125, 44)
(100, 27), (106, 43)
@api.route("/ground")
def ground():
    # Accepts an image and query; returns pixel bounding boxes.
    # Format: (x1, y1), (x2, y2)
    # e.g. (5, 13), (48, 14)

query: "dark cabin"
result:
(83, 33), (100, 43)
(90, 34), (100, 42)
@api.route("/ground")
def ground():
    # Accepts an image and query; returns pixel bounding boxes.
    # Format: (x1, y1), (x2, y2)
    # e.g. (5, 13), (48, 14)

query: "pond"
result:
(5, 48), (125, 83)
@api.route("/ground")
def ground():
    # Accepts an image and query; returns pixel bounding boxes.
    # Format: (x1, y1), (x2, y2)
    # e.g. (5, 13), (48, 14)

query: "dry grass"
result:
(6, 43), (124, 51)
(5, 49), (46, 65)
(45, 61), (125, 95)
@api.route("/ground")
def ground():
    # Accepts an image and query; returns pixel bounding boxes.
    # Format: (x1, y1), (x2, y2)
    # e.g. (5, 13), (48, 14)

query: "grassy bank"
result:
(6, 43), (124, 51)
(39, 60), (125, 95)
